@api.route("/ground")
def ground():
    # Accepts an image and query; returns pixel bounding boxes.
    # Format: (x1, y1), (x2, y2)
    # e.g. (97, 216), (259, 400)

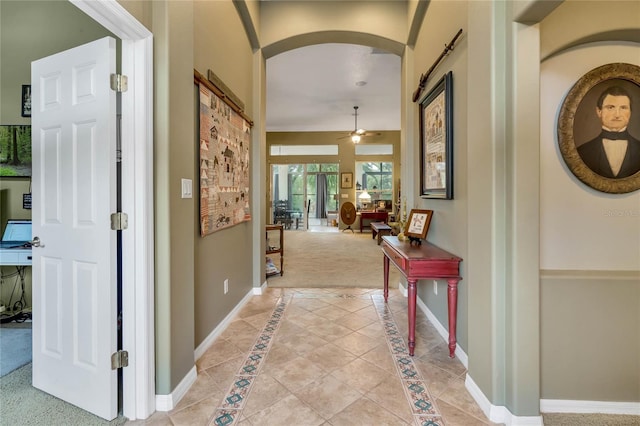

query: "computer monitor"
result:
(2, 220), (32, 242)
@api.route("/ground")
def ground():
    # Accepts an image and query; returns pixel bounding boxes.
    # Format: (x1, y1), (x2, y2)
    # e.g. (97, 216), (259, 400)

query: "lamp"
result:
(351, 134), (361, 144)
(358, 189), (371, 210)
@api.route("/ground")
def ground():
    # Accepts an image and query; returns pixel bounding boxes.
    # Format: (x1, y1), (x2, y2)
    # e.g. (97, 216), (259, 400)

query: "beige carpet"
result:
(543, 412), (640, 425)
(266, 229), (402, 289)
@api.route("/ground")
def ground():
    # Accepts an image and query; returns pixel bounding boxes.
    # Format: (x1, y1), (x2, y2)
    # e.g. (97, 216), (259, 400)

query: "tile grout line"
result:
(209, 293), (292, 426)
(371, 295), (445, 426)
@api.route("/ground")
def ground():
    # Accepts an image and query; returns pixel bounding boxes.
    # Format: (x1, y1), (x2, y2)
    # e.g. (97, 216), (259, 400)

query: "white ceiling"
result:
(265, 43), (401, 133)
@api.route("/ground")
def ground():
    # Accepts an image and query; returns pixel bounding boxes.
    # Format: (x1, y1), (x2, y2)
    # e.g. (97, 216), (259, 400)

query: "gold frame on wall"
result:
(341, 172), (353, 189)
(557, 63), (640, 194)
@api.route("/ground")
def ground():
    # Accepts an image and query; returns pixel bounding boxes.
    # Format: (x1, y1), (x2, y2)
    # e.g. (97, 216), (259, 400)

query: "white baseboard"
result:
(399, 287), (639, 421)
(155, 287), (256, 411)
(194, 288), (255, 360)
(253, 281), (268, 295)
(399, 281), (469, 368)
(465, 375), (544, 425)
(155, 366), (197, 412)
(540, 399), (640, 415)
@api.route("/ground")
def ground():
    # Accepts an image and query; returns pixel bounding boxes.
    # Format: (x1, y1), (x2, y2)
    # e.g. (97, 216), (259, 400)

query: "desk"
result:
(0, 243), (32, 320)
(0, 243), (32, 266)
(381, 236), (462, 357)
(359, 211), (388, 233)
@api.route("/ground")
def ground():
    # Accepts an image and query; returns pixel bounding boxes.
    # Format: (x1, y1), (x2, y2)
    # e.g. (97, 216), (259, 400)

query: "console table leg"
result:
(447, 278), (459, 358)
(383, 255), (390, 302)
(407, 279), (417, 356)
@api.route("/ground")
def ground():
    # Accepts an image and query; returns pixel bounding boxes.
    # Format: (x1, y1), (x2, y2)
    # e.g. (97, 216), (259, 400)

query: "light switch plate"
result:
(181, 179), (192, 199)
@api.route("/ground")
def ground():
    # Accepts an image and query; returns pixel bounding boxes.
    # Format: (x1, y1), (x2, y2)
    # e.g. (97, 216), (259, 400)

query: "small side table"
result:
(371, 222), (392, 245)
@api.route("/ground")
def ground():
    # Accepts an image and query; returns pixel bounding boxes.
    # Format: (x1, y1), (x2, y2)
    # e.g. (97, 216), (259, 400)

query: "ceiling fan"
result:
(339, 106), (380, 143)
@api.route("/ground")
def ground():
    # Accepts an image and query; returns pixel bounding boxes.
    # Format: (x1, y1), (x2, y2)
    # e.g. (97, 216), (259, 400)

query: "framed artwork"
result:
(558, 63), (640, 194)
(198, 83), (252, 236)
(404, 209), (433, 240)
(21, 85), (31, 117)
(420, 71), (453, 199)
(341, 172), (353, 189)
(0, 125), (32, 177)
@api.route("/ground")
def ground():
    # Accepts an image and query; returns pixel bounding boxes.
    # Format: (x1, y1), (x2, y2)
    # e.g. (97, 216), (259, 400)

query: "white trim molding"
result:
(194, 288), (256, 360)
(158, 287), (256, 411)
(253, 281), (268, 295)
(465, 375), (544, 426)
(541, 399), (640, 416)
(155, 366), (197, 412)
(70, 0), (154, 420)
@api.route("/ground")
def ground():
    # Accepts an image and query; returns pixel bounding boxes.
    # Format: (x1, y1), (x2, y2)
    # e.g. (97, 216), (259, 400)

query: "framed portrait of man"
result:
(557, 63), (640, 194)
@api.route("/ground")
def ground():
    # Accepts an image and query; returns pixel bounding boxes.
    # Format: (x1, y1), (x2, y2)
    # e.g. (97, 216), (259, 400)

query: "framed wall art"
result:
(0, 125), (32, 177)
(198, 82), (252, 236)
(341, 172), (353, 189)
(21, 85), (31, 117)
(557, 63), (640, 194)
(404, 209), (433, 240)
(419, 71), (453, 199)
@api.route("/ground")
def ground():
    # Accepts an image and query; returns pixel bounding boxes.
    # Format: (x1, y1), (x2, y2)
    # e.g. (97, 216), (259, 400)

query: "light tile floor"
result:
(129, 288), (499, 426)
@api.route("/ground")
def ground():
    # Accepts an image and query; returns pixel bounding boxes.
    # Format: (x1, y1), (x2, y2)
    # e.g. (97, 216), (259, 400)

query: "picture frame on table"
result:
(419, 71), (453, 199)
(404, 209), (433, 240)
(340, 172), (353, 189)
(557, 62), (640, 194)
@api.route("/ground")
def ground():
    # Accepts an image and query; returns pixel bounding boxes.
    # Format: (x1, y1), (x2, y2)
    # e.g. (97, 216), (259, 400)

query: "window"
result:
(271, 163), (339, 222)
(355, 161), (393, 210)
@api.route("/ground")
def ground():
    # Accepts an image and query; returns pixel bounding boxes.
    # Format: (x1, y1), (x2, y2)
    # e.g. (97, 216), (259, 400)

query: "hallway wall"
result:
(540, 39), (640, 402)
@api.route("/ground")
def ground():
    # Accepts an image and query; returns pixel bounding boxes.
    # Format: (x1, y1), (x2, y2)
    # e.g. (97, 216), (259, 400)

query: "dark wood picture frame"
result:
(404, 209), (433, 240)
(557, 63), (640, 194)
(420, 71), (453, 199)
(21, 85), (31, 117)
(340, 172), (353, 189)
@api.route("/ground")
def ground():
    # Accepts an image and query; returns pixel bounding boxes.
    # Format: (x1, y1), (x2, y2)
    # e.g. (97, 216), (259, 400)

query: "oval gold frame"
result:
(557, 63), (640, 194)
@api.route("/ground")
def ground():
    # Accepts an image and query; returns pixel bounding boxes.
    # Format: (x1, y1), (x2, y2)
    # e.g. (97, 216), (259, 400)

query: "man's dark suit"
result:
(577, 132), (640, 178)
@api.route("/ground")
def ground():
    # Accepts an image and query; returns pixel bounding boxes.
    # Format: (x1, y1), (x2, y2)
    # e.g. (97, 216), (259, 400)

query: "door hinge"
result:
(111, 212), (128, 230)
(110, 74), (128, 92)
(111, 350), (129, 369)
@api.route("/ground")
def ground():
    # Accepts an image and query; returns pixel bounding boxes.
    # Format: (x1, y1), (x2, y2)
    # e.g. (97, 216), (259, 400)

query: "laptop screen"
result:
(2, 220), (32, 242)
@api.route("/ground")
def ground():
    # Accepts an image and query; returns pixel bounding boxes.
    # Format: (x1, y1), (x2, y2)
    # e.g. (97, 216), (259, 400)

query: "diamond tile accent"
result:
(373, 296), (443, 425)
(180, 289), (490, 426)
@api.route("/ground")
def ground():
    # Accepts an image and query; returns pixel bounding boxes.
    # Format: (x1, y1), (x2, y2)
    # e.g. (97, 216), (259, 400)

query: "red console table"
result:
(381, 236), (462, 357)
(359, 211), (388, 232)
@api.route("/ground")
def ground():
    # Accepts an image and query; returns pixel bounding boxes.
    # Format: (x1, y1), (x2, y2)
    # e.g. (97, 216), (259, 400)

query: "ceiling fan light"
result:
(351, 134), (361, 143)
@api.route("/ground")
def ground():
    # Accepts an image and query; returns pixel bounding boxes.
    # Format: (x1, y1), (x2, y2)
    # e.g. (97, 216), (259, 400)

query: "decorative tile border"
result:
(210, 290), (445, 426)
(372, 294), (445, 426)
(210, 296), (291, 426)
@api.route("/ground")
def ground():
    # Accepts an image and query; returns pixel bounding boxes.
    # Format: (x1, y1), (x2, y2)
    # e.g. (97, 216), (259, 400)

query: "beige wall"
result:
(259, 0), (407, 57)
(539, 0), (640, 403)
(411, 0), (469, 360)
(541, 272), (640, 401)
(193, 0), (255, 348)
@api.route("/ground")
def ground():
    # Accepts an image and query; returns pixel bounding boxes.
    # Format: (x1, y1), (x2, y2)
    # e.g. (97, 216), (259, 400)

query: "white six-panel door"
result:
(31, 36), (118, 421)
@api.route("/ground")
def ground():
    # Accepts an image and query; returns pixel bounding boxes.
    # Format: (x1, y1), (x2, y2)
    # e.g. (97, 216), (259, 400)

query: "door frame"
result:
(70, 0), (155, 420)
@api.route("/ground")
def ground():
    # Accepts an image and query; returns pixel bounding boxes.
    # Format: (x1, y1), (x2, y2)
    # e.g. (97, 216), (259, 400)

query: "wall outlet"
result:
(433, 280), (438, 295)
(224, 279), (229, 294)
